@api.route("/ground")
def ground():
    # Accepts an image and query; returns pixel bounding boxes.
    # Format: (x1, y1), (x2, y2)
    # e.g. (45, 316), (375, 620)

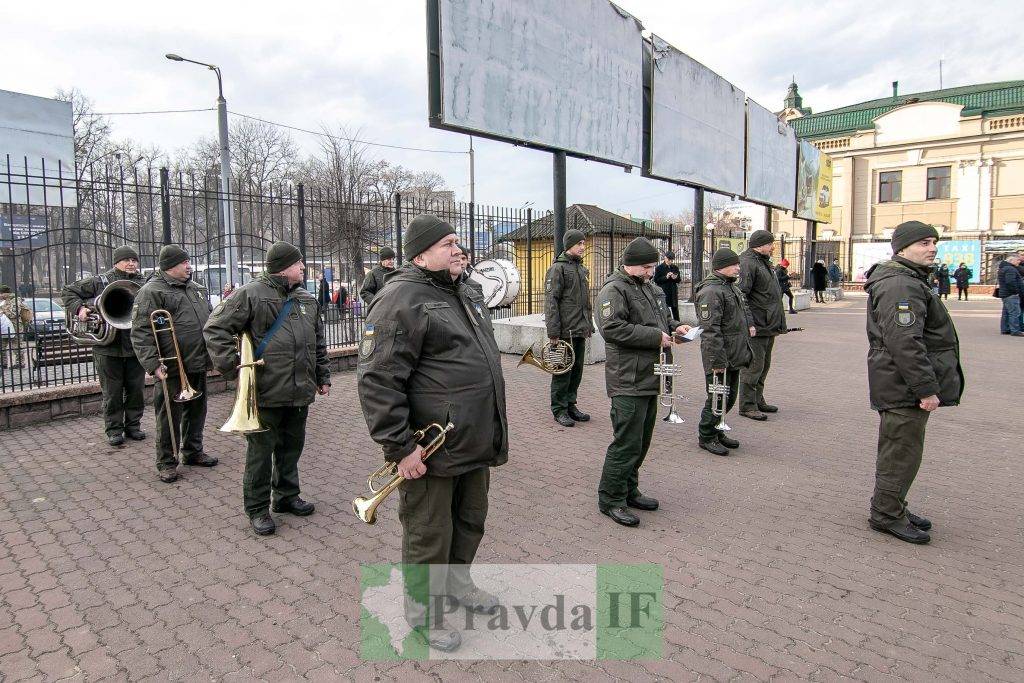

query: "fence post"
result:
(297, 183), (307, 260)
(469, 201), (475, 258)
(526, 208), (533, 315)
(668, 223), (673, 252)
(394, 192), (403, 264)
(608, 217), (615, 276)
(159, 167), (172, 246)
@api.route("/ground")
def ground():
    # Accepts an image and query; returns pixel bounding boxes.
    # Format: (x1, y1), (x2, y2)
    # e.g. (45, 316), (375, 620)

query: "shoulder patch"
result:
(600, 298), (612, 319)
(698, 302), (711, 320)
(359, 324), (376, 357)
(895, 301), (916, 327)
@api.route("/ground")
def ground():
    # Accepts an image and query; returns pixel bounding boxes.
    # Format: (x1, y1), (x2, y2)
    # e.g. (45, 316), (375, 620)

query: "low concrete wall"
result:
(491, 314), (605, 363)
(0, 347), (359, 431)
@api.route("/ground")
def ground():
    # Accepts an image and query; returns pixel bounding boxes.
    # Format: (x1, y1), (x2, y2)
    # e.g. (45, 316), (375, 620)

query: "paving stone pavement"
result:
(1, 295), (1021, 681)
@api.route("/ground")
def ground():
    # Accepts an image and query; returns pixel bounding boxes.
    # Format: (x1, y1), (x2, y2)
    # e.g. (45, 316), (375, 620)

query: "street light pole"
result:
(166, 53), (237, 289)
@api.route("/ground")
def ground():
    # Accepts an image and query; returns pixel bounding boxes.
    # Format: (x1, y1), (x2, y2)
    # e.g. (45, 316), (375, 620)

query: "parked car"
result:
(23, 298), (67, 340)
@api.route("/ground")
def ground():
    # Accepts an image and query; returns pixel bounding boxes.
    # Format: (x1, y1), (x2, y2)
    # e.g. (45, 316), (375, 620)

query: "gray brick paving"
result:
(1, 296), (1021, 681)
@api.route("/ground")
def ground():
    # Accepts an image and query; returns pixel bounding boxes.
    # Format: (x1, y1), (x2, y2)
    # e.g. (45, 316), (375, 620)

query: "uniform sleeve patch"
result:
(600, 299), (612, 319)
(698, 302), (711, 320)
(895, 301), (916, 327)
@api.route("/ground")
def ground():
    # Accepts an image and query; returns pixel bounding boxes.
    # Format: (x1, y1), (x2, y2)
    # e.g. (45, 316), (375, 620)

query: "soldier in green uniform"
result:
(595, 237), (690, 527)
(358, 246), (396, 306)
(865, 221), (964, 544)
(693, 248), (754, 456)
(737, 229), (787, 420)
(61, 246), (149, 446)
(357, 214), (508, 652)
(130, 245), (216, 483)
(544, 228), (595, 427)
(204, 241), (330, 536)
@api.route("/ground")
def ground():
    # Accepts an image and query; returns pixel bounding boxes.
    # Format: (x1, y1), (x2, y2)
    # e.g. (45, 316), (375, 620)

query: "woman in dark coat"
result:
(775, 258), (797, 314)
(936, 264), (951, 299)
(811, 260), (829, 303)
(952, 263), (972, 300)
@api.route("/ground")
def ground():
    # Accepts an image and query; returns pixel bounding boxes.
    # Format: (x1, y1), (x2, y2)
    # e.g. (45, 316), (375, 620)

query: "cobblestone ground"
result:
(1, 295), (1021, 681)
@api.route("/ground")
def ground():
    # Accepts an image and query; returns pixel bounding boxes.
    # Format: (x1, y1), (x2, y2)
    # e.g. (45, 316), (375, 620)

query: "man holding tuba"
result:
(693, 248), (754, 456)
(203, 241), (330, 536)
(595, 237), (690, 527)
(61, 246), (148, 447)
(544, 228), (595, 427)
(357, 215), (508, 653)
(131, 245), (216, 482)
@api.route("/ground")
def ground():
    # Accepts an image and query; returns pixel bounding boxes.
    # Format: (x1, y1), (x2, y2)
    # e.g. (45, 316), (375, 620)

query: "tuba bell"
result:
(220, 333), (267, 434)
(67, 280), (140, 346)
(517, 339), (575, 375)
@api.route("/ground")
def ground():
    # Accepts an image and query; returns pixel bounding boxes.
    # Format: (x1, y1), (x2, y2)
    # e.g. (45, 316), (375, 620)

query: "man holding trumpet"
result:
(204, 241), (330, 537)
(357, 215), (509, 653)
(693, 248), (754, 456)
(595, 237), (690, 527)
(131, 245), (215, 483)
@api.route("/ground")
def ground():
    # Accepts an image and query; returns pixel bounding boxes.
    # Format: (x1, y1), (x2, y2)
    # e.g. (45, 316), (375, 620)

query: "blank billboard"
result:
(0, 89), (77, 207)
(428, 0), (644, 168)
(796, 139), (833, 223)
(744, 99), (796, 211)
(644, 36), (745, 196)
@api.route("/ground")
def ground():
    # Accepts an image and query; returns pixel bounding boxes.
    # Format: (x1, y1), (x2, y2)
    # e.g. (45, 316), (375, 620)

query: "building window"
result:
(927, 166), (951, 200)
(879, 171), (902, 203)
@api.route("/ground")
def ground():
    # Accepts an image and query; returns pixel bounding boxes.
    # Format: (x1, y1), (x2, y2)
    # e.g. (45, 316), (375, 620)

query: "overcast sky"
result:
(4, 0), (1022, 218)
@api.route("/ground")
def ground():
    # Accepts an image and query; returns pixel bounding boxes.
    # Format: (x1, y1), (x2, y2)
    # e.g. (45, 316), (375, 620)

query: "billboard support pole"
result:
(804, 219), (817, 288)
(553, 151), (566, 256)
(692, 188), (705, 288)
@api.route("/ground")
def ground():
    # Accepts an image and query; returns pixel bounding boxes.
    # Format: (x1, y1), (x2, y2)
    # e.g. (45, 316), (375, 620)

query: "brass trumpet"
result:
(220, 332), (266, 434)
(518, 339), (574, 375)
(708, 369), (731, 432)
(654, 347), (685, 424)
(353, 422), (454, 525)
(149, 309), (202, 402)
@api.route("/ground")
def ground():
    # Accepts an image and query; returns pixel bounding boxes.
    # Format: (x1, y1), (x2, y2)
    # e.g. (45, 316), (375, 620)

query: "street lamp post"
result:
(166, 53), (237, 289)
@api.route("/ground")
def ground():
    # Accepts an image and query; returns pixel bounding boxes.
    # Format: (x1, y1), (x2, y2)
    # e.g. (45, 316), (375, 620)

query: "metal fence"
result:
(2, 158), (833, 394)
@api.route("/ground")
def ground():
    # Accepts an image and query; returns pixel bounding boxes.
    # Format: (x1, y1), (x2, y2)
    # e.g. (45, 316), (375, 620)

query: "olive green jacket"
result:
(595, 268), (681, 397)
(130, 271), (211, 374)
(358, 265), (396, 306)
(544, 252), (595, 339)
(357, 264), (508, 476)
(693, 272), (753, 374)
(738, 248), (788, 337)
(203, 274), (330, 408)
(61, 268), (148, 356)
(865, 258), (964, 411)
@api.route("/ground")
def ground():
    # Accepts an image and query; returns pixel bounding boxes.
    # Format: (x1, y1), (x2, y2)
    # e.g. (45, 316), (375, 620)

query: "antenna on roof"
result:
(939, 58), (944, 89)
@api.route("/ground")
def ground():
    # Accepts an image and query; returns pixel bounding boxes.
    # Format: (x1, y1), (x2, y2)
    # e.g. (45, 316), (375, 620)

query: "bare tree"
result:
(54, 88), (113, 182)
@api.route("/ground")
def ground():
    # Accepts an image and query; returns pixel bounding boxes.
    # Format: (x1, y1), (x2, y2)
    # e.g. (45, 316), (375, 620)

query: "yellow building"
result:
(775, 80), (1024, 283)
(498, 204), (670, 314)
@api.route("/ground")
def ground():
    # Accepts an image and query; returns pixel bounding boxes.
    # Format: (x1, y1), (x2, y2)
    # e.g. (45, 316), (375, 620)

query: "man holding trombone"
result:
(131, 245), (215, 483)
(595, 237), (690, 527)
(357, 215), (508, 653)
(204, 241), (330, 537)
(693, 248), (754, 456)
(61, 245), (148, 446)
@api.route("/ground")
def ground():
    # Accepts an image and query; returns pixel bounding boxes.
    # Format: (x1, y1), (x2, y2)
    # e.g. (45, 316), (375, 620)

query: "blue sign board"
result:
(0, 215), (48, 247)
(936, 240), (981, 284)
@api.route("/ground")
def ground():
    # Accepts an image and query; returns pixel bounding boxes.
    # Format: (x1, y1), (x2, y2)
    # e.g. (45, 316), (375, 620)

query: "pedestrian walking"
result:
(775, 259), (797, 314)
(952, 263), (972, 300)
(936, 264), (951, 300)
(811, 260), (829, 303)
(997, 253), (1024, 336)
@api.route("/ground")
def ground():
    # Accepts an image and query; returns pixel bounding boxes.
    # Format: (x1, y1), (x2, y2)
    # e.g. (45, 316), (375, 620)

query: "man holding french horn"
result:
(62, 246), (148, 447)
(544, 228), (595, 427)
(357, 215), (508, 653)
(693, 248), (754, 456)
(595, 237), (690, 528)
(131, 245), (215, 483)
(204, 241), (330, 537)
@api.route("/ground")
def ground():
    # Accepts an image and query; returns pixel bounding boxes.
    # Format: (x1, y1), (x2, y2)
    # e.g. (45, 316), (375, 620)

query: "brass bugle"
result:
(220, 332), (267, 434)
(353, 422), (455, 524)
